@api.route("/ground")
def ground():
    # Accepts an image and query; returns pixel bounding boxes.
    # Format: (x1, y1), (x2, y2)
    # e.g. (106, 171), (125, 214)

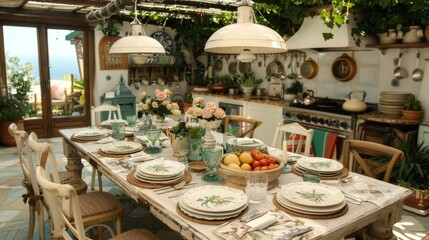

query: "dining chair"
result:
(27, 132), (125, 239)
(223, 115), (262, 138)
(8, 123), (88, 240)
(271, 123), (314, 156)
(91, 103), (123, 127)
(343, 140), (404, 182)
(35, 166), (160, 240)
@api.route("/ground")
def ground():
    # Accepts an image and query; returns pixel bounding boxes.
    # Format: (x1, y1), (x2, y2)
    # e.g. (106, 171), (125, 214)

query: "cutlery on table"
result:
(156, 182), (197, 194)
(278, 226), (314, 240)
(342, 191), (363, 204)
(240, 210), (268, 223)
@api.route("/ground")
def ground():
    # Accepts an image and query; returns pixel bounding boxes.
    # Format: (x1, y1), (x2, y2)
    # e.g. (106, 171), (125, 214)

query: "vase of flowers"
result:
(138, 89), (181, 129)
(186, 97), (226, 149)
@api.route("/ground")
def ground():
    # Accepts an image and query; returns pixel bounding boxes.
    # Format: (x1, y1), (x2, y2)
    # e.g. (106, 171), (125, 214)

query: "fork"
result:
(278, 226), (314, 240)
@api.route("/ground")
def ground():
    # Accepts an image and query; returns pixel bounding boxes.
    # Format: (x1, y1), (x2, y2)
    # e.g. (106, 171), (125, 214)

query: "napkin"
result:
(97, 137), (114, 144)
(128, 155), (153, 162)
(245, 213), (276, 232)
(237, 138), (254, 145)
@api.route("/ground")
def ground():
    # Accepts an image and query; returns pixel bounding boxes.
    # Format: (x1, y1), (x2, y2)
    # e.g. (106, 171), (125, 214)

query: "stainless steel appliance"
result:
(219, 102), (244, 133)
(283, 97), (376, 160)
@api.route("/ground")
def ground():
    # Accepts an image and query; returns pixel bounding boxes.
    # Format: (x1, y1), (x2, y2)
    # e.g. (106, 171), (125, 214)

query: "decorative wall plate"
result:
(185, 61), (205, 84)
(150, 31), (174, 55)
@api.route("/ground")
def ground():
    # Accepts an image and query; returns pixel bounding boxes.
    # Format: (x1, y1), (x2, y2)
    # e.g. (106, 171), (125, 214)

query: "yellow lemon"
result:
(228, 163), (241, 170)
(239, 152), (253, 164)
(223, 153), (240, 166)
(240, 163), (251, 171)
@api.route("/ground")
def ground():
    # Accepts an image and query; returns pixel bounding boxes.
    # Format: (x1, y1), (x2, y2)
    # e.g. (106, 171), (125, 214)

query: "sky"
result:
(3, 26), (80, 81)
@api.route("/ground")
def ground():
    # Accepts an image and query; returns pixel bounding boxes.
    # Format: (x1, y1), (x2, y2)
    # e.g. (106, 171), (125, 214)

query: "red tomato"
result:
(267, 164), (276, 170)
(259, 159), (268, 166)
(266, 157), (275, 165)
(254, 153), (263, 160)
(253, 166), (261, 171)
(251, 160), (261, 169)
(250, 149), (258, 157)
(272, 163), (279, 168)
(261, 166), (268, 171)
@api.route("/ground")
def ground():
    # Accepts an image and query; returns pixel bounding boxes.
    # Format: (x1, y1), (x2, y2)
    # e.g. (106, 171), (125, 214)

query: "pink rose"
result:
(166, 103), (172, 110)
(171, 103), (180, 110)
(193, 97), (203, 106)
(162, 100), (169, 106)
(152, 102), (159, 108)
(163, 89), (172, 96)
(205, 101), (216, 109)
(140, 92), (147, 98)
(192, 107), (202, 117)
(201, 107), (213, 119)
(214, 108), (226, 119)
(156, 92), (167, 101)
(154, 89), (161, 94)
(186, 107), (193, 114)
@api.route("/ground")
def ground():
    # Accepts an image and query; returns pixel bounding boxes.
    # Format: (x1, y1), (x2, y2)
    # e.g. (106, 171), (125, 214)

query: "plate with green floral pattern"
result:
(297, 157), (343, 173)
(281, 182), (344, 207)
(178, 198), (247, 219)
(182, 186), (248, 213)
(137, 159), (185, 177)
(101, 142), (143, 154)
(276, 192), (346, 215)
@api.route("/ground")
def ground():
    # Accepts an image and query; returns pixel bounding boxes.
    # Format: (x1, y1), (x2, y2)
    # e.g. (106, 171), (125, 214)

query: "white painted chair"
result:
(271, 122), (314, 156)
(28, 133), (126, 239)
(35, 165), (160, 240)
(91, 103), (123, 127)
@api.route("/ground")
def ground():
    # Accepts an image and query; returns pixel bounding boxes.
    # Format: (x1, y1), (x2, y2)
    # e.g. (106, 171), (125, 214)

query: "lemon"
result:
(239, 152), (253, 164)
(223, 153), (240, 166)
(228, 163), (241, 170)
(240, 163), (251, 171)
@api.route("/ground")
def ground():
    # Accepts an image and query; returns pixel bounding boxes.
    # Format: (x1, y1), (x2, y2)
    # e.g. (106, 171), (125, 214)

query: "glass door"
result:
(2, 24), (90, 137)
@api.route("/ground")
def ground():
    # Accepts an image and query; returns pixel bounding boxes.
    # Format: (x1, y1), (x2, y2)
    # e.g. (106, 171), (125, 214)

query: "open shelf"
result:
(367, 42), (429, 53)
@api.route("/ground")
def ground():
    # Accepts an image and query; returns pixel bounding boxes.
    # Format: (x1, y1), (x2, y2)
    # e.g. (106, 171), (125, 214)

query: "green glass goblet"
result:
(145, 128), (162, 154)
(202, 146), (223, 182)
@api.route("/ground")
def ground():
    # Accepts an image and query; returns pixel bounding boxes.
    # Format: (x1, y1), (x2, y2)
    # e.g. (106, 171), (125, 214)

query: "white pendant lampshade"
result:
(237, 49), (256, 62)
(205, 1), (287, 54)
(109, 1), (165, 54)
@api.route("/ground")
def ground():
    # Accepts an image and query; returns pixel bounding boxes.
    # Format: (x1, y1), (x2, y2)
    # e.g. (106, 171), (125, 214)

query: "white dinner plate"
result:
(297, 157), (343, 173)
(178, 200), (246, 220)
(101, 142), (143, 154)
(276, 192), (346, 215)
(281, 182), (344, 207)
(182, 186), (248, 213)
(74, 130), (106, 138)
(137, 159), (186, 177)
(134, 172), (183, 184)
(135, 170), (183, 180)
(179, 198), (247, 217)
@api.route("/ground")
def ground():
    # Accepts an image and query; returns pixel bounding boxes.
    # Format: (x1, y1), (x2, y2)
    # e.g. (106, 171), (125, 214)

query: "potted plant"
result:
(237, 72), (262, 96)
(283, 79), (304, 101)
(402, 94), (424, 120)
(0, 95), (29, 146)
(392, 140), (429, 211)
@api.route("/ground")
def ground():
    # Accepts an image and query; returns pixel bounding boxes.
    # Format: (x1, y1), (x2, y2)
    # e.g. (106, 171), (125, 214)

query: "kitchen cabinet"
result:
(246, 102), (283, 145)
(128, 64), (184, 86)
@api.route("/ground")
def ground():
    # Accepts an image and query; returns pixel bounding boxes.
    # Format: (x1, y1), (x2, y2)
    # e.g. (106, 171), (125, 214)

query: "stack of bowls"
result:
(378, 92), (410, 116)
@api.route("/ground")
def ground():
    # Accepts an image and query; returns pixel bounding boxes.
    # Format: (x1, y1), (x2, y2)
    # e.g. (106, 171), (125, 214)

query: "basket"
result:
(218, 156), (283, 190)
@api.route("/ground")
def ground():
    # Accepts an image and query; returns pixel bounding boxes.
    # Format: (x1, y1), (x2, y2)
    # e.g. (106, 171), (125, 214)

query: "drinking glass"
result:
(145, 128), (162, 154)
(126, 114), (137, 128)
(201, 146), (223, 182)
(223, 132), (237, 153)
(245, 174), (268, 204)
(111, 121), (125, 141)
(302, 171), (321, 183)
(175, 132), (190, 164)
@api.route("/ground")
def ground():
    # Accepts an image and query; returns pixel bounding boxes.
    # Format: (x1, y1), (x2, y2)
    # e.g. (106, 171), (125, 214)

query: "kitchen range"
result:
(283, 95), (376, 160)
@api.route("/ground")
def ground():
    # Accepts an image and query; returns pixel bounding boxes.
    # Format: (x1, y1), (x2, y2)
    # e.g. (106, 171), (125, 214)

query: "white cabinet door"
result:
(246, 102), (283, 145)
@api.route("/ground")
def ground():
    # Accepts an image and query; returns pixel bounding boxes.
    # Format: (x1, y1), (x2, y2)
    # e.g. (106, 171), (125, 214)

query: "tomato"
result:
(267, 163), (276, 170)
(250, 149), (259, 157)
(266, 157), (275, 165)
(259, 159), (268, 166)
(253, 153), (263, 160)
(251, 160), (261, 169)
(261, 166), (268, 171)
(272, 163), (279, 168)
(252, 166), (261, 171)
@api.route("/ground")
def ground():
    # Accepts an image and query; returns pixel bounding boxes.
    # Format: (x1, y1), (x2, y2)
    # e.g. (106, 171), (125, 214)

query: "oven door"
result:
(284, 120), (352, 162)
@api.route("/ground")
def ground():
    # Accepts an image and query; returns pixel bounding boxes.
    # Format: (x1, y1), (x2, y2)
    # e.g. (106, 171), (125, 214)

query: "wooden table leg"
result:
(63, 139), (84, 177)
(365, 201), (404, 239)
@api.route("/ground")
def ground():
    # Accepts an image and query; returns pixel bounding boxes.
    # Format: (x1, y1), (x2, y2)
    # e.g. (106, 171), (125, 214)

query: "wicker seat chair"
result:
(223, 115), (262, 138)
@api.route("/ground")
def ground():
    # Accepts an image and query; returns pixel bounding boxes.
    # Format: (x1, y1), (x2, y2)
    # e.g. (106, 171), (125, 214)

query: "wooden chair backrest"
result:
(91, 103), (122, 126)
(343, 140), (404, 182)
(223, 115), (262, 138)
(271, 123), (314, 156)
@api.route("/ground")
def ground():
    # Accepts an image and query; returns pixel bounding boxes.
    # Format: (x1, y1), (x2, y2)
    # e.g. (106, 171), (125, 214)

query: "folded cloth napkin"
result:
(246, 213), (276, 232)
(128, 155), (153, 162)
(97, 137), (114, 144)
(237, 138), (254, 145)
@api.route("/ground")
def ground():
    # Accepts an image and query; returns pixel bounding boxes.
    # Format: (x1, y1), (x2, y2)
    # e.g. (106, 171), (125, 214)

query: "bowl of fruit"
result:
(218, 149), (283, 190)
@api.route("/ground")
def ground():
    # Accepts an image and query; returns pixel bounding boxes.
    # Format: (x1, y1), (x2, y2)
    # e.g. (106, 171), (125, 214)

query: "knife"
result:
(242, 211), (268, 223)
(278, 226), (314, 240)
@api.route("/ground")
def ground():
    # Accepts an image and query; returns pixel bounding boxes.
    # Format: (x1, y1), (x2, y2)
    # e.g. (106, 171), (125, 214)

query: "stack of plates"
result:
(100, 142), (143, 155)
(378, 92), (410, 116)
(236, 138), (265, 151)
(178, 186), (248, 220)
(101, 119), (128, 126)
(276, 182), (346, 216)
(73, 130), (108, 141)
(134, 159), (186, 184)
(295, 157), (344, 176)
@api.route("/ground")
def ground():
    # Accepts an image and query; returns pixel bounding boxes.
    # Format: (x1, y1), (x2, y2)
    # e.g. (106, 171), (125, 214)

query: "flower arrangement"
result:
(186, 97), (226, 121)
(137, 89), (181, 117)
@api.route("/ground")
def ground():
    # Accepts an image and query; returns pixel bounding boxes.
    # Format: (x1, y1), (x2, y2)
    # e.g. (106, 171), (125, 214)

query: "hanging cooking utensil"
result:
(331, 53), (356, 82)
(300, 58), (318, 79)
(393, 51), (408, 80)
(412, 50), (424, 81)
(287, 53), (297, 79)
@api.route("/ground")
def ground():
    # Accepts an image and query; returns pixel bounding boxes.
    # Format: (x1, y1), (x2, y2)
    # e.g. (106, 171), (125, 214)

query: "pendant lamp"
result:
(237, 49), (256, 62)
(204, 0), (287, 55)
(109, 0), (165, 54)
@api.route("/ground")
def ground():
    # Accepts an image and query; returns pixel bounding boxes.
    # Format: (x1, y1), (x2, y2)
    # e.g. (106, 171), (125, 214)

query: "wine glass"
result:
(175, 132), (189, 164)
(145, 128), (162, 154)
(201, 146), (223, 182)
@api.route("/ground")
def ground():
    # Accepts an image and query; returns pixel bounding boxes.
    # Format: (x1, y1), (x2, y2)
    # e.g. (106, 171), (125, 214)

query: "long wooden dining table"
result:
(59, 127), (412, 240)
